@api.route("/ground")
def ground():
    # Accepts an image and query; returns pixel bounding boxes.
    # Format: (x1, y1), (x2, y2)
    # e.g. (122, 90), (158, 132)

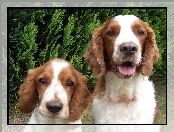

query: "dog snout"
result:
(120, 43), (138, 56)
(46, 101), (63, 113)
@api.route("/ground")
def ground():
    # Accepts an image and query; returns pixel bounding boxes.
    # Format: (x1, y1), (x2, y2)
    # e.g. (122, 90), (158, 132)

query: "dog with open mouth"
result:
(84, 15), (160, 132)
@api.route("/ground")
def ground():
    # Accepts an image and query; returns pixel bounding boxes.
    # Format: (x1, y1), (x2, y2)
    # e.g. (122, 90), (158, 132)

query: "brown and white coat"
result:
(18, 58), (92, 132)
(84, 15), (160, 132)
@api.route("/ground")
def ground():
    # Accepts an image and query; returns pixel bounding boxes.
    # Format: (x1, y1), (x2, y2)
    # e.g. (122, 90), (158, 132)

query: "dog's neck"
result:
(103, 71), (147, 103)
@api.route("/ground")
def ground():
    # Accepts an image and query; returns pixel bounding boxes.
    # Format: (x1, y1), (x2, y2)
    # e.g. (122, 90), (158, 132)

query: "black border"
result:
(7, 6), (167, 126)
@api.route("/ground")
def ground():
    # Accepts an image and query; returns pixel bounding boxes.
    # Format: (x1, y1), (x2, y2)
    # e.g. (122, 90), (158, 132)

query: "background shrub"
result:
(8, 8), (166, 104)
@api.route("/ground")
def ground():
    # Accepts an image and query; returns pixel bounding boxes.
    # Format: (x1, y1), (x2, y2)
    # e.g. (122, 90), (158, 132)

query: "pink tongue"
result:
(118, 65), (136, 75)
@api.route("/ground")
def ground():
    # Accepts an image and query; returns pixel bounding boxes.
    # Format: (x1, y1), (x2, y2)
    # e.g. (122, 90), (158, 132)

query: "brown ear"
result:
(140, 23), (160, 76)
(67, 72), (92, 122)
(17, 69), (37, 114)
(84, 27), (106, 78)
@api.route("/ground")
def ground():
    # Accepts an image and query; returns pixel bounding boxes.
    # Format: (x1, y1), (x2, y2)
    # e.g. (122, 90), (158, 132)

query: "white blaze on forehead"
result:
(114, 15), (138, 26)
(52, 61), (69, 80)
(113, 15), (139, 44)
(40, 61), (69, 109)
(46, 61), (69, 99)
(112, 15), (142, 63)
(39, 60), (71, 118)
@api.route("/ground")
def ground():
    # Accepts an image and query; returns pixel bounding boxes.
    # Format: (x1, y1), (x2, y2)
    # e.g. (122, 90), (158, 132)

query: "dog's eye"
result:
(67, 81), (74, 87)
(138, 30), (144, 36)
(38, 78), (47, 84)
(107, 30), (115, 36)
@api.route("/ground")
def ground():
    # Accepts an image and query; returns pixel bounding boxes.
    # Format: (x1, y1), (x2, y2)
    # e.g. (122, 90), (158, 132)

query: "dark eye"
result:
(107, 30), (115, 36)
(67, 81), (74, 87)
(38, 78), (47, 84)
(138, 30), (145, 36)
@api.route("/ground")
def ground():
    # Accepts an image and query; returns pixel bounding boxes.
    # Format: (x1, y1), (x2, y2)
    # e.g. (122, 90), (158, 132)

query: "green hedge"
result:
(8, 8), (166, 103)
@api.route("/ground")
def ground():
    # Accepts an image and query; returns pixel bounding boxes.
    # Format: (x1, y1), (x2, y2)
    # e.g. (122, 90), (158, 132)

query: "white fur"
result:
(92, 15), (160, 132)
(24, 60), (82, 132)
(94, 125), (161, 132)
(92, 72), (160, 132)
(39, 61), (69, 119)
(113, 15), (142, 64)
(93, 72), (156, 124)
(24, 111), (82, 132)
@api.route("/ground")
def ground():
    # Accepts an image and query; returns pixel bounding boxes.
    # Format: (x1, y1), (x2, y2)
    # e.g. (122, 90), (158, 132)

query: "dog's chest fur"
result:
(92, 71), (156, 124)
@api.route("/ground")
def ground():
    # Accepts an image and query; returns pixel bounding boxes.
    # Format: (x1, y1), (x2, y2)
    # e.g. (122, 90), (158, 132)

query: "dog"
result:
(84, 15), (161, 132)
(17, 58), (92, 132)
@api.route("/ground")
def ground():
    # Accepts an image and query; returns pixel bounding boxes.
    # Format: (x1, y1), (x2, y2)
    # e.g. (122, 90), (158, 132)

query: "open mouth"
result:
(111, 61), (136, 78)
(118, 62), (136, 76)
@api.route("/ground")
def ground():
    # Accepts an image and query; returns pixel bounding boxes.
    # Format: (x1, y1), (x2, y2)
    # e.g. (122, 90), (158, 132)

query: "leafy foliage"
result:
(8, 8), (166, 103)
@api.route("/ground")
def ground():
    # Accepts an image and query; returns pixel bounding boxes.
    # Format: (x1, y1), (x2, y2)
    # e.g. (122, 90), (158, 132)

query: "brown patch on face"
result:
(131, 19), (147, 53)
(101, 19), (120, 60)
(35, 64), (55, 105)
(83, 18), (121, 78)
(58, 64), (92, 122)
(17, 60), (54, 114)
(58, 66), (76, 103)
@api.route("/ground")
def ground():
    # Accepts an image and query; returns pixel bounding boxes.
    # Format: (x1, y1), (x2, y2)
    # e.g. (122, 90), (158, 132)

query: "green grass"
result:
(9, 83), (166, 124)
(9, 103), (31, 124)
(155, 82), (167, 124)
(82, 107), (94, 124)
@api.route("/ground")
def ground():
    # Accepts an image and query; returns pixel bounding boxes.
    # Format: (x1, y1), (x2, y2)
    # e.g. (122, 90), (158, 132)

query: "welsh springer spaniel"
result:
(84, 15), (161, 132)
(17, 58), (92, 132)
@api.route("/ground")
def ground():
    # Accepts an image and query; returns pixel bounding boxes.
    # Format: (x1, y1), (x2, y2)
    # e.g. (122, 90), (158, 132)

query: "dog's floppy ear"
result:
(17, 69), (37, 114)
(68, 71), (92, 122)
(84, 27), (106, 78)
(140, 22), (160, 76)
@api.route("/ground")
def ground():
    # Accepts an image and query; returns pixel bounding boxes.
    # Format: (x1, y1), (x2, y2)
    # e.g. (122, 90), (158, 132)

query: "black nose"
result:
(120, 43), (138, 56)
(46, 102), (63, 113)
